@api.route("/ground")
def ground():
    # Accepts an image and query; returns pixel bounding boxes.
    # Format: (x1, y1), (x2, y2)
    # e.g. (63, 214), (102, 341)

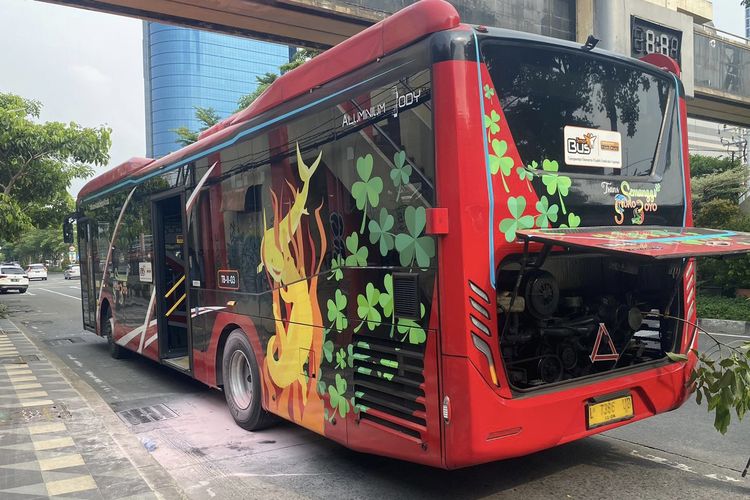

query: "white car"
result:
(0, 266), (28, 293)
(64, 265), (80, 280)
(26, 263), (47, 281)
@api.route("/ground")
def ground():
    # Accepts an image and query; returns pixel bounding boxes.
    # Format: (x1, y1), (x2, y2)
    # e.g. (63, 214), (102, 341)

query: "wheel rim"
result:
(228, 350), (253, 410)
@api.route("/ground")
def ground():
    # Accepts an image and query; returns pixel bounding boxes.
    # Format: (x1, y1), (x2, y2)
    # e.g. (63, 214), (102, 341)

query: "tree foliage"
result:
(0, 227), (68, 265)
(173, 107), (220, 147)
(0, 93), (111, 240)
(689, 154), (741, 178)
(685, 154), (750, 435)
(236, 49), (320, 111)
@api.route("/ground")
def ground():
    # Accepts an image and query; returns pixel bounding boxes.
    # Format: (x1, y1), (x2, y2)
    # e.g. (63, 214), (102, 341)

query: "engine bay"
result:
(497, 252), (682, 390)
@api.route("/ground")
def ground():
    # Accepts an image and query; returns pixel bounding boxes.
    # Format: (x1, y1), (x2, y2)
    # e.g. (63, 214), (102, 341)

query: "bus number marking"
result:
(218, 270), (240, 290)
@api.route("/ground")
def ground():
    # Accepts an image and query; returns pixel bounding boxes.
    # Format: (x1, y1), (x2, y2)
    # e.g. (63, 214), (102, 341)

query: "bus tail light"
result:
(442, 395), (451, 423)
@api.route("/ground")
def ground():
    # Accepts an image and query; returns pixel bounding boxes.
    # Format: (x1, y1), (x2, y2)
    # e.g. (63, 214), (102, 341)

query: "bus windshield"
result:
(482, 41), (678, 178)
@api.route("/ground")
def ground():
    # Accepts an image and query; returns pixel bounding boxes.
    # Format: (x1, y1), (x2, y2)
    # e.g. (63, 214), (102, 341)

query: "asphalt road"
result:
(2, 274), (749, 499)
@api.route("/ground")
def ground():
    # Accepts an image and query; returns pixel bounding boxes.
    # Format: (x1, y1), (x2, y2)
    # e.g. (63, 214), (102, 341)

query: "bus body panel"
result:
(441, 351), (696, 469)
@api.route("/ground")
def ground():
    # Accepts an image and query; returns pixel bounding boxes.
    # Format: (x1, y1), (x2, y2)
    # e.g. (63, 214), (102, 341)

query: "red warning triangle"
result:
(590, 323), (620, 362)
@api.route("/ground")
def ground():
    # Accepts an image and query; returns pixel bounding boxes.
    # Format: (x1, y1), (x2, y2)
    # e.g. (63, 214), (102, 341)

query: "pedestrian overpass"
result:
(41, 0), (750, 126)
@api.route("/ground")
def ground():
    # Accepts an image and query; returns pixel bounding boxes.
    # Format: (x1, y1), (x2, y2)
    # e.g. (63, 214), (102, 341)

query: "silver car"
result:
(64, 264), (81, 280)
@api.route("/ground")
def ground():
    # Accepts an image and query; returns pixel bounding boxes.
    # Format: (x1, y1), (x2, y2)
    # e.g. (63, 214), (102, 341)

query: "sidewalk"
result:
(0, 318), (184, 499)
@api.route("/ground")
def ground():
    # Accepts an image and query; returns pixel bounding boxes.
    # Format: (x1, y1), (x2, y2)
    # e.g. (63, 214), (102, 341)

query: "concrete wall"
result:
(592, 0), (695, 96)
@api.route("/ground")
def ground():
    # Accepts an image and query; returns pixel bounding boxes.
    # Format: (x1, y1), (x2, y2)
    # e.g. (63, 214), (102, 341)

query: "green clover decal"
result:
(328, 373), (350, 418)
(541, 159), (572, 214)
(390, 150), (412, 200)
(535, 196), (559, 228)
(368, 208), (395, 257)
(322, 339), (334, 363)
(489, 139), (514, 192)
(517, 165), (534, 192)
(559, 212), (581, 229)
(344, 232), (368, 267)
(355, 282), (382, 332)
(328, 254), (344, 281)
(352, 153), (383, 232)
(397, 304), (427, 345)
(326, 289), (348, 330)
(484, 110), (501, 136)
(394, 206), (435, 268)
(483, 84), (495, 99)
(347, 344), (355, 368)
(379, 274), (394, 318)
(499, 196), (535, 242)
(336, 348), (347, 369)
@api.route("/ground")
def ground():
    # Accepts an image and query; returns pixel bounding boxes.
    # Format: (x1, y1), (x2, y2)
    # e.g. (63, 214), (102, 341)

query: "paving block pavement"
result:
(0, 318), (185, 499)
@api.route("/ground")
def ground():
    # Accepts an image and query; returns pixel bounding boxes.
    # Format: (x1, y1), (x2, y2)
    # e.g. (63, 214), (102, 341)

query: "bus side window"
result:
(219, 182), (264, 293)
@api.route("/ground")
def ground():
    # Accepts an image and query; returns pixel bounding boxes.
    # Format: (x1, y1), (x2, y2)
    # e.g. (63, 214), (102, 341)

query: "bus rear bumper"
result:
(442, 353), (696, 469)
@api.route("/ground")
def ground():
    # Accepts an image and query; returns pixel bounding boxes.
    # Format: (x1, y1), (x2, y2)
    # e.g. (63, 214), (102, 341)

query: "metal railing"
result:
(694, 24), (750, 101)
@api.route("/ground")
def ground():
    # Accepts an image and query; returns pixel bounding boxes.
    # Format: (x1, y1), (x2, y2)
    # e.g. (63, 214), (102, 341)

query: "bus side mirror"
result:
(63, 214), (76, 244)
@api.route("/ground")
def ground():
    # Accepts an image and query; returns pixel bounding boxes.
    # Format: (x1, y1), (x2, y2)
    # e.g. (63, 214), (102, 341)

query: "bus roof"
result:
(78, 0), (460, 203)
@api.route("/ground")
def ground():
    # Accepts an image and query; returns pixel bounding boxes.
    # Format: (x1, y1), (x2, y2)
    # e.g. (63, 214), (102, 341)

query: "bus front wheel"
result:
(222, 329), (274, 431)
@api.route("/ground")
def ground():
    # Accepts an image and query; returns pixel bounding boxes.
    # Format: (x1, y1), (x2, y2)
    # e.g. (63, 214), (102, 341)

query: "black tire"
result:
(0, 289), (7, 294)
(18, 288), (27, 294)
(102, 309), (128, 359)
(222, 329), (274, 431)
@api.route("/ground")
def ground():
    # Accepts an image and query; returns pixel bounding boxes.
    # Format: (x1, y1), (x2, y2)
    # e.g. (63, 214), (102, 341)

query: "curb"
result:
(7, 317), (187, 500)
(697, 318), (750, 336)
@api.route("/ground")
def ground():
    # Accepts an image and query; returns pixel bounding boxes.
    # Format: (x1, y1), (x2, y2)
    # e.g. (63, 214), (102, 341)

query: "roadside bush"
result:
(0, 303), (7, 319)
(696, 293), (750, 322)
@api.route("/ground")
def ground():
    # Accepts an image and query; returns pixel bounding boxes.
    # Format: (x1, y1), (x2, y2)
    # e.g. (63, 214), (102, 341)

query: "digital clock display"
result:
(630, 16), (682, 64)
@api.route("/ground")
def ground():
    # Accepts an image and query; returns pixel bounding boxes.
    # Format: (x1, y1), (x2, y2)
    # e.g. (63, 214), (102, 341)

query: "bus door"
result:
(153, 194), (192, 373)
(79, 218), (97, 331)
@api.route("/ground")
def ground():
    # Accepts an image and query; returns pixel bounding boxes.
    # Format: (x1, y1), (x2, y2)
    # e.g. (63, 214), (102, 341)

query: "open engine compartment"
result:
(497, 252), (682, 390)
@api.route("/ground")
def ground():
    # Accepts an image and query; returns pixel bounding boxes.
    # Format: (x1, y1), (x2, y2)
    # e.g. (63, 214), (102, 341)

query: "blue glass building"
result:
(143, 22), (292, 158)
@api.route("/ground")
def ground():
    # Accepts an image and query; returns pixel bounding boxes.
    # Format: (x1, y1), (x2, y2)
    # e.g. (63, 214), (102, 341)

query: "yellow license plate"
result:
(587, 395), (634, 428)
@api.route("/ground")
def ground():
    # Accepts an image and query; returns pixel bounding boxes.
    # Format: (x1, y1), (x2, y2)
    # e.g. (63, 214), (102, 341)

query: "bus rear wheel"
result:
(102, 309), (128, 359)
(222, 329), (274, 431)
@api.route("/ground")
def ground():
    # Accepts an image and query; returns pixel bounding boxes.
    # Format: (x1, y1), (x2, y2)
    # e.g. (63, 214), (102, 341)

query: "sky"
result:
(0, 0), (746, 198)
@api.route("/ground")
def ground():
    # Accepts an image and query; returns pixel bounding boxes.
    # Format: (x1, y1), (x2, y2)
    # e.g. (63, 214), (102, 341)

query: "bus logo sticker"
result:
(218, 269), (240, 290)
(564, 126), (622, 169)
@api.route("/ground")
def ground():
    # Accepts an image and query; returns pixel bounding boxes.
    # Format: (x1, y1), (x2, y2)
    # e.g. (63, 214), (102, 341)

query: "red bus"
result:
(69, 0), (750, 468)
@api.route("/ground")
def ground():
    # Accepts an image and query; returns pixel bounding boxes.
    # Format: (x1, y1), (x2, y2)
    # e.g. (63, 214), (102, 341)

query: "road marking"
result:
(36, 288), (81, 301)
(630, 450), (743, 484)
(705, 332), (750, 339)
(25, 291), (35, 296)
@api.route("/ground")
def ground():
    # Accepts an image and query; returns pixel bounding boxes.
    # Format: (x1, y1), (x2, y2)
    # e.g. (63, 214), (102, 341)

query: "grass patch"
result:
(697, 293), (750, 322)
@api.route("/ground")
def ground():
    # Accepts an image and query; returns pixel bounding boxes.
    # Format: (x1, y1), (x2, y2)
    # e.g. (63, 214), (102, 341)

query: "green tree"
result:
(1, 227), (67, 265)
(0, 93), (111, 240)
(689, 154), (740, 178)
(173, 107), (221, 147)
(690, 165), (747, 209)
(235, 49), (319, 111)
(236, 72), (278, 111)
